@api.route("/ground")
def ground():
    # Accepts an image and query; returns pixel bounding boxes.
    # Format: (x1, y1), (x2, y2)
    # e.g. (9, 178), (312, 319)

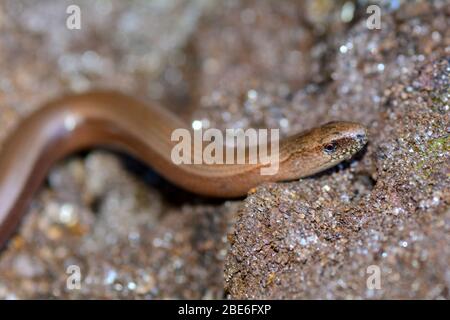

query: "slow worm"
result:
(0, 91), (367, 248)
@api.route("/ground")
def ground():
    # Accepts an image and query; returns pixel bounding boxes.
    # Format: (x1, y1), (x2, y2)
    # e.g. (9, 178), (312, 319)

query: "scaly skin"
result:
(0, 91), (368, 248)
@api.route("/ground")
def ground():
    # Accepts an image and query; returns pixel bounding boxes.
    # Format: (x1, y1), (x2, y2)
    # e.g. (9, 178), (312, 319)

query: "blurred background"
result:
(0, 0), (448, 299)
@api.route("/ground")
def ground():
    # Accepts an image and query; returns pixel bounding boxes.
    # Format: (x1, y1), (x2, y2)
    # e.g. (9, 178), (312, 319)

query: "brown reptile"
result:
(0, 91), (368, 248)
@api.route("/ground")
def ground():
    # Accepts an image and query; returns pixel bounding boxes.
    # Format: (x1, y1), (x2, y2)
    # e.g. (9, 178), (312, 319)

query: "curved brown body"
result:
(0, 91), (367, 248)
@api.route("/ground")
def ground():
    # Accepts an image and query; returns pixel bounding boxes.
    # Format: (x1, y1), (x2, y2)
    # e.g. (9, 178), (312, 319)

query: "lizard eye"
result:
(356, 133), (366, 144)
(323, 142), (337, 154)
